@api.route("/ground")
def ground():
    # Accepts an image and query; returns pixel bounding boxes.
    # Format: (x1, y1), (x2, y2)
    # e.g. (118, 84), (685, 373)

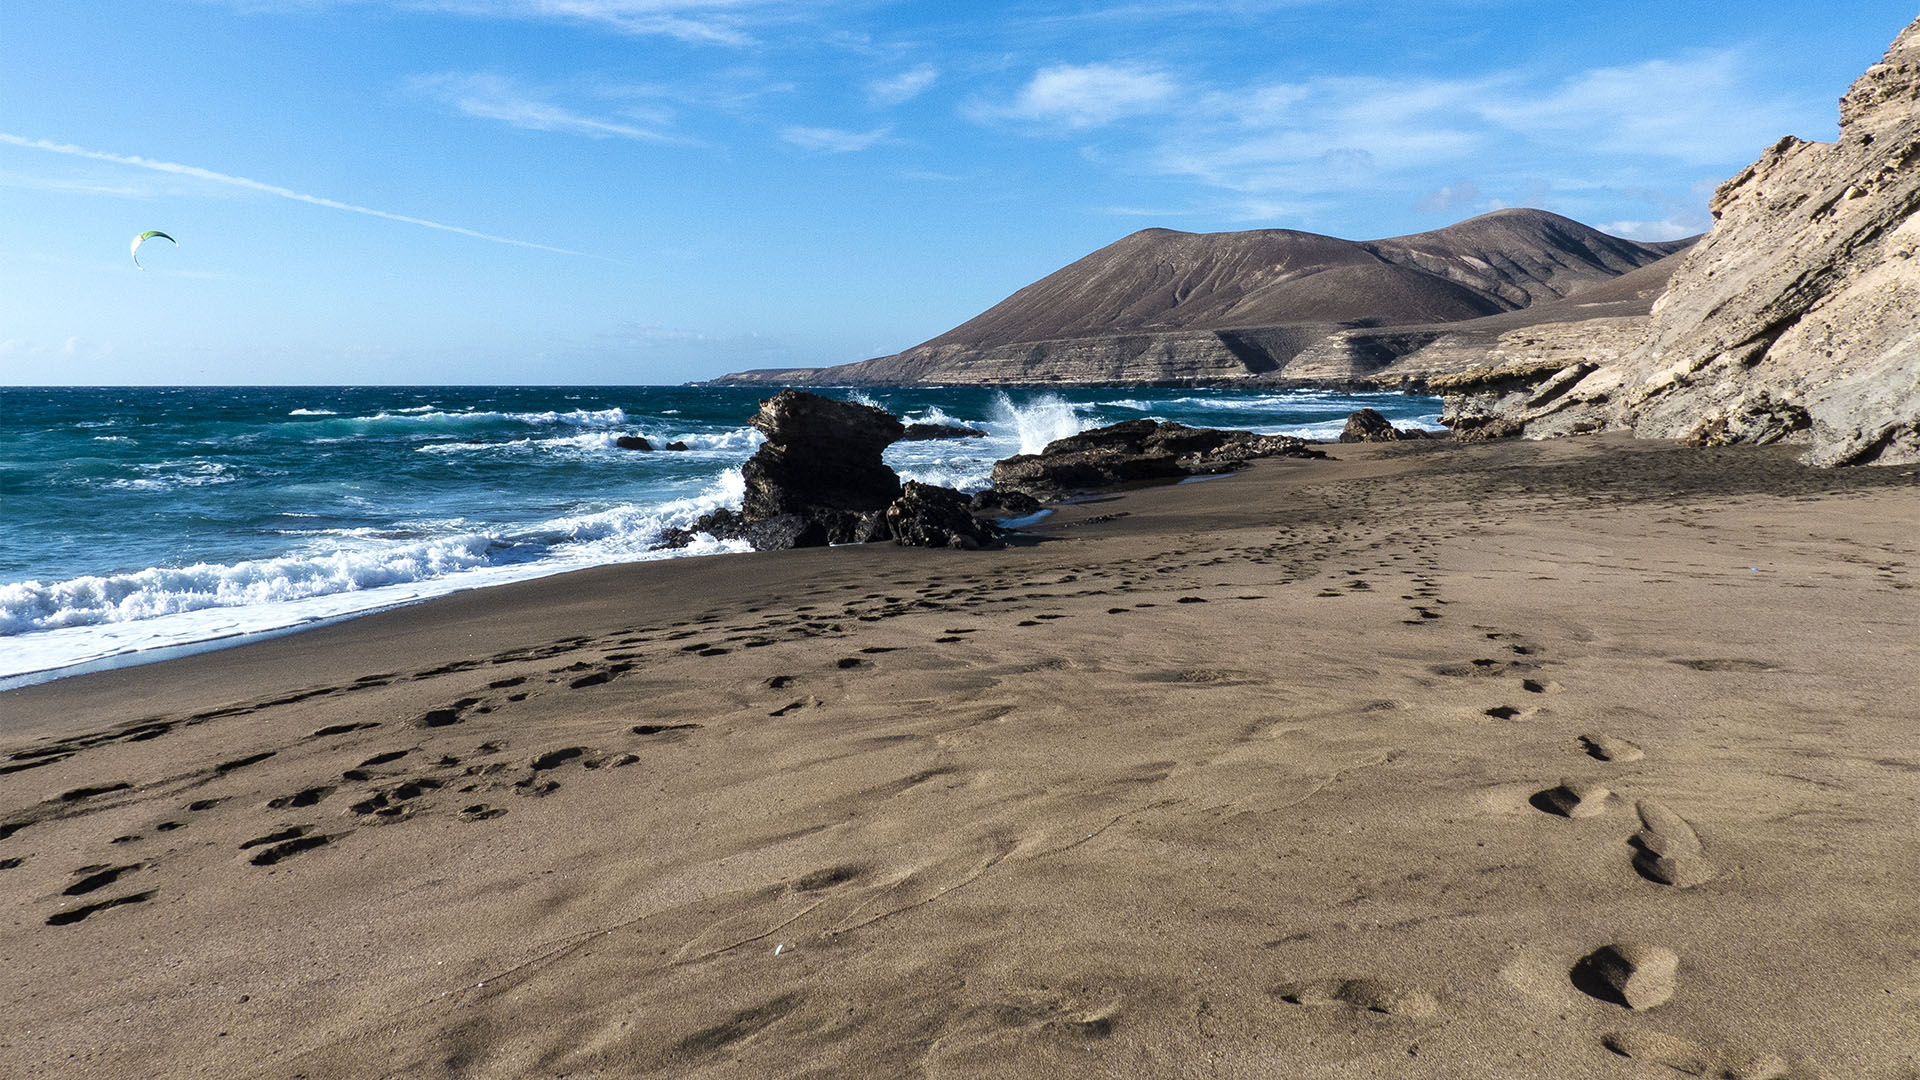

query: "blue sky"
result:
(2, 1), (1912, 385)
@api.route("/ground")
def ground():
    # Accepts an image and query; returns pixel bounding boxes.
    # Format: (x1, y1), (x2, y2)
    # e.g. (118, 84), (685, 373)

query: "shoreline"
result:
(1, 384), (1447, 690)
(4, 434), (1918, 1078)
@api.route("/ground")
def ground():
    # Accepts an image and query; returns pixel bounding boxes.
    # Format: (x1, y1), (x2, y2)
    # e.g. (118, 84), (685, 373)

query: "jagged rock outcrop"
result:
(708, 211), (1688, 387)
(990, 420), (1326, 500)
(679, 391), (1002, 551)
(884, 482), (1000, 550)
(1338, 409), (1434, 442)
(1449, 18), (1920, 465)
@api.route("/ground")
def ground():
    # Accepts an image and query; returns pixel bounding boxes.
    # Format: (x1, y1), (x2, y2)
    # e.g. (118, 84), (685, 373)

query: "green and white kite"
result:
(131, 230), (176, 270)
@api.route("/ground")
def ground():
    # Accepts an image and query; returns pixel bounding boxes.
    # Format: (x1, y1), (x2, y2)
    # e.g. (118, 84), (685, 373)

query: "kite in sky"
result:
(131, 230), (175, 270)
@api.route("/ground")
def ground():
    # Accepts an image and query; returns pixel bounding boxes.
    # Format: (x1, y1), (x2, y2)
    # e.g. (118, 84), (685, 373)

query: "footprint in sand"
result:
(63, 862), (145, 896)
(45, 890), (155, 926)
(1578, 734), (1645, 762)
(1272, 977), (1439, 1020)
(1601, 1029), (1806, 1079)
(1531, 779), (1613, 818)
(1630, 800), (1716, 887)
(1571, 943), (1678, 1010)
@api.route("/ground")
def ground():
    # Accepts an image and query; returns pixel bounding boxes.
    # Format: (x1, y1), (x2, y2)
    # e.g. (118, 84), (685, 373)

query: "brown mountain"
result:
(711, 209), (1691, 386)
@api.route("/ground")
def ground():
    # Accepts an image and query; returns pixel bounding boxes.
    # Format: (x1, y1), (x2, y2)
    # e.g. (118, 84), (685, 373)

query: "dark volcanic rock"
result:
(693, 390), (902, 547)
(886, 482), (1000, 549)
(662, 441), (689, 451)
(615, 435), (653, 451)
(1339, 409), (1401, 442)
(969, 488), (1043, 517)
(683, 391), (999, 551)
(990, 419), (1326, 499)
(1337, 408), (1435, 443)
(900, 422), (988, 441)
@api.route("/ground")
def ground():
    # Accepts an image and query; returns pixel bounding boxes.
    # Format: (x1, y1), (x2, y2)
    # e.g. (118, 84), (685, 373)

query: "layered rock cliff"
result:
(1450, 18), (1920, 465)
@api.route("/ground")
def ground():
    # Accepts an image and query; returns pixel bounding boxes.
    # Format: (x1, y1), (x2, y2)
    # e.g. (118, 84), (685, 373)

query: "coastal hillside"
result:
(1444, 16), (1920, 466)
(711, 210), (1690, 386)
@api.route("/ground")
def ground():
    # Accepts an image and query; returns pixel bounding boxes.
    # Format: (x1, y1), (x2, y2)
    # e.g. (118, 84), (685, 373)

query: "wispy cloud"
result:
(409, 73), (691, 143)
(1414, 180), (1483, 215)
(1597, 219), (1702, 242)
(0, 132), (606, 259)
(984, 48), (1818, 213)
(984, 62), (1179, 129)
(210, 0), (793, 46)
(779, 125), (890, 152)
(867, 63), (939, 106)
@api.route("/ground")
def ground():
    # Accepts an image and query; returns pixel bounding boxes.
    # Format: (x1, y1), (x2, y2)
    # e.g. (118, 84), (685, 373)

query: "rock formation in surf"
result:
(990, 420), (1325, 500)
(684, 391), (1001, 551)
(1442, 16), (1920, 465)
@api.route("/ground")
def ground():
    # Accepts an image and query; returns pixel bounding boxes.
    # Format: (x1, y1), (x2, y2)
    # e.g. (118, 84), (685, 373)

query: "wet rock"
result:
(662, 440), (690, 451)
(692, 391), (903, 549)
(900, 422), (988, 441)
(680, 391), (996, 552)
(969, 488), (1043, 517)
(989, 419), (1325, 499)
(886, 481), (1001, 549)
(615, 435), (653, 451)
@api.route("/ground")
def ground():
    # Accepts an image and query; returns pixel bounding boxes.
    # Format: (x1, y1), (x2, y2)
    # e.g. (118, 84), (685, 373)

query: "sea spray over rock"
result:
(991, 392), (1089, 455)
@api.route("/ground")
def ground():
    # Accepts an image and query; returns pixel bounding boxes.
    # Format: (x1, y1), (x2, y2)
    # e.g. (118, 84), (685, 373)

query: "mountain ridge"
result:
(710, 209), (1692, 387)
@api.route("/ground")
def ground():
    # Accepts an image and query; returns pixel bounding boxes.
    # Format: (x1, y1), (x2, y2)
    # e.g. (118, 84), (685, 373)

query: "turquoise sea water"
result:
(0, 384), (1442, 685)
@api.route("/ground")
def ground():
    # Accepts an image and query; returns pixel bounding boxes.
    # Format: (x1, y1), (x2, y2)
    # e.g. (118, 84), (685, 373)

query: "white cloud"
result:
(1415, 180), (1482, 214)
(992, 62), (1179, 129)
(984, 48), (1818, 214)
(0, 131), (604, 259)
(1598, 219), (1705, 242)
(410, 73), (686, 142)
(779, 125), (890, 152)
(867, 64), (939, 107)
(1477, 51), (1817, 165)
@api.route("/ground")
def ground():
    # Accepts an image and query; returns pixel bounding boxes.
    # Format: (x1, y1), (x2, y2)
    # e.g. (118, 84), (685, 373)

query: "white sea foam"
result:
(0, 469), (751, 680)
(288, 408), (338, 416)
(900, 405), (965, 428)
(411, 425), (764, 457)
(329, 406), (632, 429)
(98, 460), (236, 491)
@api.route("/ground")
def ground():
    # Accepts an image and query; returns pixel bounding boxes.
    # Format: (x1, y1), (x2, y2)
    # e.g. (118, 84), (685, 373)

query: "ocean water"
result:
(0, 385), (1442, 687)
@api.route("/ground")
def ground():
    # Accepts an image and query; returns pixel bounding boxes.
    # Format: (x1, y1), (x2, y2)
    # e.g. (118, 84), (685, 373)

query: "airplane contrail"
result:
(0, 132), (611, 261)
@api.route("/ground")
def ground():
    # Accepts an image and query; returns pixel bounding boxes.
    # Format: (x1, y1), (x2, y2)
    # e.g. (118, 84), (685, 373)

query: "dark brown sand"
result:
(3, 435), (1917, 1079)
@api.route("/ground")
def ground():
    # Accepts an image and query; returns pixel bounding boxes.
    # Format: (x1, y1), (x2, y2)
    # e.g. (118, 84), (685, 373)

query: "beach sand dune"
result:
(3, 436), (1917, 1078)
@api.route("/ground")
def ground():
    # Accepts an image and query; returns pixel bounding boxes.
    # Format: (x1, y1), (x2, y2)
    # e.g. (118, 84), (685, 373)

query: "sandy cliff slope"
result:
(1448, 17), (1920, 465)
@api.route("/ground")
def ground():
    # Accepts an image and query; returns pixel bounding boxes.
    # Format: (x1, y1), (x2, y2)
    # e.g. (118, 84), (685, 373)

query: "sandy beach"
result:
(4, 435), (1918, 1079)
